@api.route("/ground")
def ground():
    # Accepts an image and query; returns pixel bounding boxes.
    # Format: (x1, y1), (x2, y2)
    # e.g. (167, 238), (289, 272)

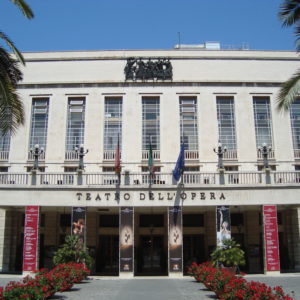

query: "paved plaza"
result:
(0, 275), (299, 299)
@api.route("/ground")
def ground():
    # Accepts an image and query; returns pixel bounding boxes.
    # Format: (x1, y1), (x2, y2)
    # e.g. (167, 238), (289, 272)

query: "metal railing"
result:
(0, 151), (9, 161)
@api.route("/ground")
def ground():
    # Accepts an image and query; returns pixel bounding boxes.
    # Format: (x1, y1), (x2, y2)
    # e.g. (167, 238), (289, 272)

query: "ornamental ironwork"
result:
(124, 57), (172, 81)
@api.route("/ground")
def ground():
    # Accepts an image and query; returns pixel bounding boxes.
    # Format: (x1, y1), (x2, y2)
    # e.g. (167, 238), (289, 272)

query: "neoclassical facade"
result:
(0, 48), (299, 276)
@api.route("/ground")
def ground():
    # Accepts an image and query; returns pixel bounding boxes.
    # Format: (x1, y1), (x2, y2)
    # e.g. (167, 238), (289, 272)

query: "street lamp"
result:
(30, 144), (44, 170)
(214, 142), (227, 169)
(258, 143), (272, 169)
(75, 144), (88, 171)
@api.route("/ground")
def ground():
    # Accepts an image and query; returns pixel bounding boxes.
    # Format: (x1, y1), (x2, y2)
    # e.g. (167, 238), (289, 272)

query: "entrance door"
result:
(183, 234), (205, 273)
(96, 235), (119, 275)
(137, 235), (167, 275)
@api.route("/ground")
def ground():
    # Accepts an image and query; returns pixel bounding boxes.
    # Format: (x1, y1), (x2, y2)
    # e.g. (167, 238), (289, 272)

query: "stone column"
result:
(0, 209), (9, 272)
(119, 207), (134, 278)
(168, 206), (183, 277)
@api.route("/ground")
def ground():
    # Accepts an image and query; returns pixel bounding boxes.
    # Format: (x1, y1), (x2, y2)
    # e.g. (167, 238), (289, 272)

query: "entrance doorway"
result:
(137, 235), (167, 275)
(96, 235), (119, 275)
(183, 234), (205, 273)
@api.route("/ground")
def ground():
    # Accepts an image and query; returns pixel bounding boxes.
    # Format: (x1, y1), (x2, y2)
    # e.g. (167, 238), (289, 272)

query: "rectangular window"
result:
(104, 97), (122, 150)
(142, 97), (160, 150)
(139, 214), (164, 227)
(183, 214), (204, 227)
(29, 98), (49, 151)
(216, 97), (236, 150)
(99, 215), (119, 227)
(66, 98), (85, 151)
(180, 96), (198, 150)
(290, 99), (300, 151)
(253, 97), (273, 148)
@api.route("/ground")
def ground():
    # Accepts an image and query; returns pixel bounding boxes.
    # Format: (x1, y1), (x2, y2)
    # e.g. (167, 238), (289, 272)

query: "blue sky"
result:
(0, 0), (296, 52)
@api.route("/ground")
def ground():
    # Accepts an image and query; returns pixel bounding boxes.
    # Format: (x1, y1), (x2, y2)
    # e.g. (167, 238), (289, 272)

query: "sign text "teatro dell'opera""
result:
(75, 191), (226, 202)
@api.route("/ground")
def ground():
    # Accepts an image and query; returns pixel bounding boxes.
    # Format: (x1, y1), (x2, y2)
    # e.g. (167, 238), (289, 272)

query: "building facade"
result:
(0, 48), (300, 276)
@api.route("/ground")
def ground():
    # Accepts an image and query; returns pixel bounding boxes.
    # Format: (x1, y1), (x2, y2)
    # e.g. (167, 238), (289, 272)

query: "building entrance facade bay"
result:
(0, 48), (299, 276)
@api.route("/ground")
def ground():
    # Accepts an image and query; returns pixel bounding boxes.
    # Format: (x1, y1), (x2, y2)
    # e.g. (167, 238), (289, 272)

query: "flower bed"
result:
(187, 262), (293, 300)
(0, 262), (90, 299)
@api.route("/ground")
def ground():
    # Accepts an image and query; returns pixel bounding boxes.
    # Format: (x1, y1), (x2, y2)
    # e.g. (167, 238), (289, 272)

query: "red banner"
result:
(263, 205), (280, 272)
(23, 206), (40, 272)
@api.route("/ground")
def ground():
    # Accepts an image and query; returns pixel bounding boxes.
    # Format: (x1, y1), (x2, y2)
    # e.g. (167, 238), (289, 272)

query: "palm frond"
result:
(0, 31), (25, 65)
(10, 0), (34, 19)
(279, 0), (300, 27)
(277, 69), (300, 111)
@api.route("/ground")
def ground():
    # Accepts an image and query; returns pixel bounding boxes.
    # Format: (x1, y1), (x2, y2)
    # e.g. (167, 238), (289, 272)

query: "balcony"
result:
(184, 150), (199, 160)
(28, 151), (46, 161)
(103, 150), (122, 161)
(65, 151), (79, 161)
(294, 149), (300, 159)
(257, 149), (275, 160)
(142, 150), (160, 160)
(0, 171), (299, 187)
(223, 149), (238, 160)
(0, 151), (9, 161)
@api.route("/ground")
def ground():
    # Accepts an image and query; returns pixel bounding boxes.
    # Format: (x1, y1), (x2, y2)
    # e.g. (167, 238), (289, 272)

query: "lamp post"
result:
(75, 144), (88, 185)
(214, 142), (227, 169)
(30, 144), (44, 171)
(258, 143), (272, 169)
(75, 144), (89, 171)
(258, 143), (272, 184)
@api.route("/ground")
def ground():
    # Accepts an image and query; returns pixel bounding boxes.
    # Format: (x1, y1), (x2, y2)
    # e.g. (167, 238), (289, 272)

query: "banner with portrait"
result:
(120, 206), (134, 272)
(168, 206), (183, 273)
(216, 206), (231, 247)
(72, 207), (86, 245)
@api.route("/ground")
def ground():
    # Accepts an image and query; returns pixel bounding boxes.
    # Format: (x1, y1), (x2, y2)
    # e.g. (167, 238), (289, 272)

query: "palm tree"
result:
(0, 0), (34, 133)
(277, 0), (300, 111)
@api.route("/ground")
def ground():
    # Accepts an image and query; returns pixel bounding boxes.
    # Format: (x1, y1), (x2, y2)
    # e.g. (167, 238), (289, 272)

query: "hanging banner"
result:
(120, 207), (134, 272)
(263, 205), (280, 272)
(23, 206), (40, 272)
(216, 206), (231, 247)
(72, 207), (86, 245)
(168, 206), (183, 273)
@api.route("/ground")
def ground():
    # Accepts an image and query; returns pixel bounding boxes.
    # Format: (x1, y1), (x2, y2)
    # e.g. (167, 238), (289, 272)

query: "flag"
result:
(148, 137), (155, 175)
(114, 134), (121, 175)
(173, 143), (185, 181)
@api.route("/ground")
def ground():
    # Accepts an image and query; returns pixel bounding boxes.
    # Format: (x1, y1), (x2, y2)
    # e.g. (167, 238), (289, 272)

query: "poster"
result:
(72, 207), (86, 244)
(120, 207), (134, 272)
(169, 206), (182, 273)
(216, 206), (231, 247)
(23, 206), (40, 272)
(263, 205), (280, 272)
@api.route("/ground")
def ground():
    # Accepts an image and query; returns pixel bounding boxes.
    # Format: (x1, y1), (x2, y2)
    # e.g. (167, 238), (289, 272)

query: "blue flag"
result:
(173, 143), (185, 181)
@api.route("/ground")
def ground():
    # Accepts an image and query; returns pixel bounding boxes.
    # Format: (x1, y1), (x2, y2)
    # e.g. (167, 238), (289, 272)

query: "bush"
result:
(53, 235), (93, 270)
(211, 238), (245, 268)
(0, 262), (90, 299)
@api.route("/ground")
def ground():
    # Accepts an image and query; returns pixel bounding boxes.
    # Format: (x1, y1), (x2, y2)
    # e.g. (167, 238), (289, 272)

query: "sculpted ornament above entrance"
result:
(124, 57), (173, 81)
(75, 191), (226, 202)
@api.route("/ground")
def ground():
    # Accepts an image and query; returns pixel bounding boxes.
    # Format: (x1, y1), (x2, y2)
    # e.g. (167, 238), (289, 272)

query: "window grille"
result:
(104, 97), (122, 150)
(216, 97), (236, 150)
(180, 96), (198, 150)
(253, 97), (273, 148)
(29, 98), (49, 150)
(66, 98), (85, 151)
(290, 99), (300, 150)
(142, 97), (160, 150)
